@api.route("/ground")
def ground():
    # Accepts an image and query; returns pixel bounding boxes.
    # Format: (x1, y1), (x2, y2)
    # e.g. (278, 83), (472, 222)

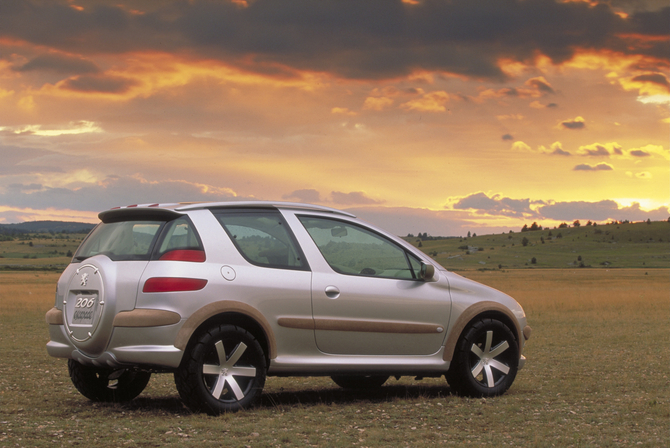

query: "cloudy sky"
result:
(0, 0), (668, 236)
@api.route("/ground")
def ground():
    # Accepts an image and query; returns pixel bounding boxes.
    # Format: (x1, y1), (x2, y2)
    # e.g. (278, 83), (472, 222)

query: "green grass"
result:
(0, 234), (87, 271)
(1, 269), (668, 447)
(407, 220), (669, 270)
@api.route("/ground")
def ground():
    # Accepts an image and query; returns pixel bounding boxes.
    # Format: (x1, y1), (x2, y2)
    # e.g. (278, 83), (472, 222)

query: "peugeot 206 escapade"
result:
(46, 201), (532, 414)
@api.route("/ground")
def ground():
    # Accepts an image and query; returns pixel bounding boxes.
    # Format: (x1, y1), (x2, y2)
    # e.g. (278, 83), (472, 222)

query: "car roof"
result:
(98, 201), (356, 222)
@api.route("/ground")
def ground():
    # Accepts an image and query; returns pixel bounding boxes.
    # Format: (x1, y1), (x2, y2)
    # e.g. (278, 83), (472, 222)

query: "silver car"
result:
(46, 201), (531, 414)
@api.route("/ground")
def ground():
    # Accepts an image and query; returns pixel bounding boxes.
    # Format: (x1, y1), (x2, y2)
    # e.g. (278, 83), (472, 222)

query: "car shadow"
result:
(100, 383), (454, 415)
(259, 383), (453, 409)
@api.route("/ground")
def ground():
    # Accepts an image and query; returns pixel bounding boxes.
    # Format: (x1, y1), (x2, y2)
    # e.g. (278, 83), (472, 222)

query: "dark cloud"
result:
(452, 192), (536, 218)
(331, 191), (384, 206)
(561, 118), (586, 130)
(526, 77), (555, 94)
(551, 147), (571, 156)
(573, 163), (613, 171)
(61, 74), (139, 93)
(13, 53), (99, 75)
(282, 189), (322, 203)
(0, 176), (242, 211)
(0, 145), (63, 175)
(502, 134), (514, 141)
(631, 73), (670, 90)
(539, 200), (669, 222)
(0, 0), (667, 81)
(629, 149), (651, 157)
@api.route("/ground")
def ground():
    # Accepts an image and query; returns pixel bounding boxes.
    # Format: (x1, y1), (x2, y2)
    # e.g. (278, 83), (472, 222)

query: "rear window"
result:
(74, 221), (163, 262)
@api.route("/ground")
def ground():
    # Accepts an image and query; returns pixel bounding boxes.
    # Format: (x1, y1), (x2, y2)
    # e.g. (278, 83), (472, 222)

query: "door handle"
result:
(324, 285), (340, 299)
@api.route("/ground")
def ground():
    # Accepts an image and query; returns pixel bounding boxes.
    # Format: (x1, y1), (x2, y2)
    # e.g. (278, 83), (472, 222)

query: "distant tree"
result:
(540, 237), (545, 244)
(531, 257), (537, 264)
(586, 220), (593, 226)
(529, 222), (541, 231)
(67, 250), (73, 257)
(467, 231), (471, 238)
(521, 237), (529, 247)
(521, 224), (528, 232)
(646, 219), (651, 225)
(418, 241), (422, 247)
(573, 220), (581, 227)
(556, 232), (563, 239)
(472, 233), (477, 237)
(558, 222), (568, 228)
(28, 241), (33, 247)
(407, 233), (414, 238)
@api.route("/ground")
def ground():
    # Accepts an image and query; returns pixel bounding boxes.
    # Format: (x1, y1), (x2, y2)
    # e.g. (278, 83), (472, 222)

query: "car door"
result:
(294, 214), (451, 356)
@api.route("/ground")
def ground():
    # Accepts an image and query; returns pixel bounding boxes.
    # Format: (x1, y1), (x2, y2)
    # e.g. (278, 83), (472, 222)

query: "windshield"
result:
(74, 221), (163, 261)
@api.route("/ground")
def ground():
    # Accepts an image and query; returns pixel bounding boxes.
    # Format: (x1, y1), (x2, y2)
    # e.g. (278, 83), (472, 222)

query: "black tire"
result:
(175, 324), (267, 414)
(446, 318), (519, 397)
(331, 375), (389, 389)
(67, 359), (151, 402)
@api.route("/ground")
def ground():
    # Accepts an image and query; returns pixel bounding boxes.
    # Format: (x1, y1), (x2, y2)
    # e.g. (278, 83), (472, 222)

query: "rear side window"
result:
(213, 210), (308, 270)
(74, 221), (163, 261)
(154, 217), (205, 262)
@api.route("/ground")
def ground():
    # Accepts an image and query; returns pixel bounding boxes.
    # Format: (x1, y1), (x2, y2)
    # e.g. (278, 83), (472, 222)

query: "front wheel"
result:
(175, 324), (267, 414)
(446, 318), (519, 397)
(67, 359), (151, 402)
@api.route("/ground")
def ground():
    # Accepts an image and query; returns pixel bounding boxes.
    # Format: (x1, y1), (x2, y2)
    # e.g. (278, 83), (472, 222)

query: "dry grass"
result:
(0, 269), (668, 447)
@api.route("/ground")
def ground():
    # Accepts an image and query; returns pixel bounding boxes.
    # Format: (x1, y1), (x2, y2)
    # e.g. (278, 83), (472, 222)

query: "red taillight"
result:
(159, 250), (206, 262)
(142, 277), (208, 293)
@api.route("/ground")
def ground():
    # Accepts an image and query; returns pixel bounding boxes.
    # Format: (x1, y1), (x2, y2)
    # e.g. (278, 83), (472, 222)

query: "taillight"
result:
(142, 277), (208, 293)
(159, 250), (206, 262)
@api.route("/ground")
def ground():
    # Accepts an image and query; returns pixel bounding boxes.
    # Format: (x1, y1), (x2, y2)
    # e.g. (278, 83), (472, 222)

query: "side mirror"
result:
(419, 262), (435, 281)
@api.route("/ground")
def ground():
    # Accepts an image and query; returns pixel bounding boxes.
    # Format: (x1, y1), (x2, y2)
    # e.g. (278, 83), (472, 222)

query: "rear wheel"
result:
(68, 359), (151, 402)
(331, 375), (389, 389)
(446, 318), (519, 397)
(175, 324), (266, 414)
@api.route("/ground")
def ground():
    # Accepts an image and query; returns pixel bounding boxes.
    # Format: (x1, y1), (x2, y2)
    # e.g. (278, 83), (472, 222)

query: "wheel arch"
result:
(174, 301), (277, 362)
(443, 301), (522, 363)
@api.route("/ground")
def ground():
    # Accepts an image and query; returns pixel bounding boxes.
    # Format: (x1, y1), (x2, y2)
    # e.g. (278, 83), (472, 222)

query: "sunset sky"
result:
(0, 0), (668, 236)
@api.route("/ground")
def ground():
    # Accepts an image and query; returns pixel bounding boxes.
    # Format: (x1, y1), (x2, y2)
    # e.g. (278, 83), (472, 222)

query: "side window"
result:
(213, 210), (308, 270)
(298, 216), (419, 280)
(154, 217), (205, 261)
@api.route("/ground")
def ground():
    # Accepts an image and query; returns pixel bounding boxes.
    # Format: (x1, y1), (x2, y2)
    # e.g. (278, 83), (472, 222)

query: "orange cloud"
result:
(400, 91), (449, 112)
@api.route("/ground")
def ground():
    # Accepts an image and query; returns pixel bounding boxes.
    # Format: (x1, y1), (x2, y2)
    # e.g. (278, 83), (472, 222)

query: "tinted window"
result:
(154, 217), (203, 256)
(213, 210), (308, 270)
(298, 216), (419, 280)
(75, 221), (163, 261)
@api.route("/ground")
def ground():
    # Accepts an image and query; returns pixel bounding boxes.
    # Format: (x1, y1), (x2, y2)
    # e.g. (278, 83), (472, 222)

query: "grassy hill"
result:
(406, 220), (669, 270)
(0, 220), (667, 271)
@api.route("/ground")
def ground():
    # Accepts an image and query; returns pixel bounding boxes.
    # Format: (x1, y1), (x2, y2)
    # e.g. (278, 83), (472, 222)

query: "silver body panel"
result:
(46, 201), (528, 377)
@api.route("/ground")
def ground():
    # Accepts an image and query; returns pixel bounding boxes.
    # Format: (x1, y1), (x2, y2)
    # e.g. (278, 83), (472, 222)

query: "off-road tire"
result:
(446, 318), (519, 397)
(175, 324), (266, 414)
(68, 359), (151, 402)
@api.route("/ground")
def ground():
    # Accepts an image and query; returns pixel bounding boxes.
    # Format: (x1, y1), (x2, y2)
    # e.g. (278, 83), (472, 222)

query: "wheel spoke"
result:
(484, 365), (495, 388)
(226, 376), (245, 400)
(223, 342), (247, 368)
(470, 344), (484, 358)
(489, 340), (509, 358)
(489, 359), (510, 375)
(471, 360), (484, 378)
(483, 330), (493, 353)
(210, 376), (226, 399)
(215, 340), (227, 364)
(230, 366), (257, 377)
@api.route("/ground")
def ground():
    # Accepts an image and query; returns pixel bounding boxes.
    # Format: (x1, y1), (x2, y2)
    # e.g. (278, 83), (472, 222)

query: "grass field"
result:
(407, 220), (669, 270)
(0, 269), (668, 447)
